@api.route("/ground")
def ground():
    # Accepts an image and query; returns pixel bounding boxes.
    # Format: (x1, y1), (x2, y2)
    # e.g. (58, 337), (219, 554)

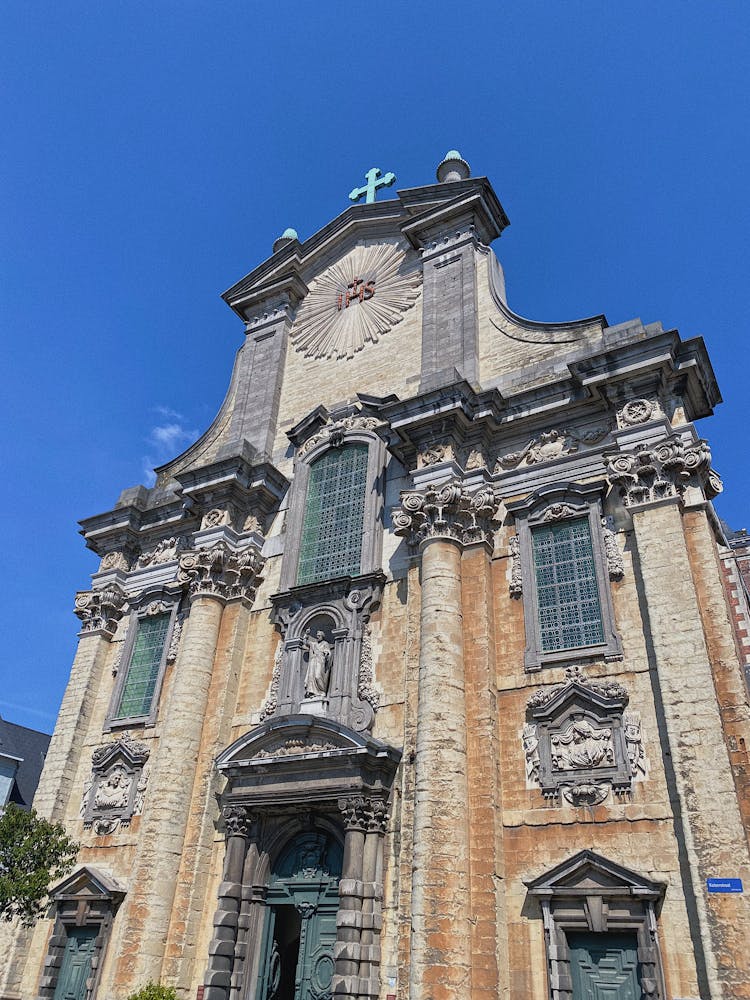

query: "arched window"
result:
(297, 444), (370, 585)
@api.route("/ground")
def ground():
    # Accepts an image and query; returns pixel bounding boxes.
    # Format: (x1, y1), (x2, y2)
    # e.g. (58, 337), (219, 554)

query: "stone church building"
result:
(3, 153), (750, 1000)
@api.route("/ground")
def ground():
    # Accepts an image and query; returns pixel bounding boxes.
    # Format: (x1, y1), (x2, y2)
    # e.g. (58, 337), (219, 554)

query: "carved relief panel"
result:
(80, 733), (150, 835)
(522, 669), (646, 806)
(264, 577), (383, 731)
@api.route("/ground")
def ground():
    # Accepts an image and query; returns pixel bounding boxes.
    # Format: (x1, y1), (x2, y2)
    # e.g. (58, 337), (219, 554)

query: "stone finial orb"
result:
(436, 150), (471, 183)
(272, 228), (299, 253)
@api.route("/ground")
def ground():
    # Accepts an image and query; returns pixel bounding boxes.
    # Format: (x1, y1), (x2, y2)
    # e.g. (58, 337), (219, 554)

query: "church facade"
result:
(3, 153), (750, 1000)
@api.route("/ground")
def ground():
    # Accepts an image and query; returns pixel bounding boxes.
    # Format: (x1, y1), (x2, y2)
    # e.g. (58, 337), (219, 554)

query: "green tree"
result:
(0, 803), (78, 925)
(126, 984), (178, 1000)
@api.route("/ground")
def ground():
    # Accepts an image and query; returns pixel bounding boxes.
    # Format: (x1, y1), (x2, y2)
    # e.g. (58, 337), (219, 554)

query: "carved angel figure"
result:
(94, 767), (132, 810)
(302, 630), (332, 698)
(551, 720), (613, 771)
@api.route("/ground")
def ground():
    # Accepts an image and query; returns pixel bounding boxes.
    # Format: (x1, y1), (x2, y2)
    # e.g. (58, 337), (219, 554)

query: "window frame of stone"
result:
(525, 850), (666, 1000)
(508, 482), (622, 671)
(280, 428), (387, 591)
(37, 866), (125, 1000)
(104, 591), (180, 731)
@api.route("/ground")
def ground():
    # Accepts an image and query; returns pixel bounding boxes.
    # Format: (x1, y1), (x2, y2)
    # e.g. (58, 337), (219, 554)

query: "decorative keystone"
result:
(604, 434), (720, 508)
(178, 541), (264, 604)
(436, 149), (471, 183)
(392, 481), (499, 549)
(74, 585), (127, 639)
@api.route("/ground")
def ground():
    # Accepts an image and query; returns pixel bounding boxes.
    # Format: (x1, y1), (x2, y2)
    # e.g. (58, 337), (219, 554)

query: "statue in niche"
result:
(93, 766), (132, 810)
(302, 630), (332, 698)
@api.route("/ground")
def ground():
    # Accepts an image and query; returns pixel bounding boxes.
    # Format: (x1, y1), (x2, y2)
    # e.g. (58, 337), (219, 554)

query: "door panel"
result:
(53, 927), (98, 1000)
(568, 932), (642, 1000)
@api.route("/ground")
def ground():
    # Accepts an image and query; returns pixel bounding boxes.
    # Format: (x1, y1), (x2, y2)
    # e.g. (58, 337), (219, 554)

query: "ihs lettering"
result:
(337, 276), (375, 311)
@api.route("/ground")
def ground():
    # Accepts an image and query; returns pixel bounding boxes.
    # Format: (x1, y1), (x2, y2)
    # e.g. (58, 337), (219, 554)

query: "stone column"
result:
(359, 798), (387, 999)
(203, 807), (253, 1000)
(34, 586), (126, 822)
(607, 437), (750, 1000)
(393, 482), (498, 1000)
(333, 796), (368, 997)
(110, 542), (263, 994)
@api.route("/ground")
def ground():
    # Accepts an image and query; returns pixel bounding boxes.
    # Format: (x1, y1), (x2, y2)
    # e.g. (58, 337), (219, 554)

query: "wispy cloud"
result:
(0, 699), (58, 724)
(141, 407), (198, 486)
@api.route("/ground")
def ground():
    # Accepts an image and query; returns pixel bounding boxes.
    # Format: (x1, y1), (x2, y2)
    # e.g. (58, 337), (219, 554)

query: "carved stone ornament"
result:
(178, 541), (263, 603)
(605, 433), (719, 507)
(618, 398), (655, 427)
(136, 536), (185, 568)
(223, 805), (254, 838)
(251, 739), (338, 760)
(298, 414), (383, 458)
(464, 448), (486, 471)
(80, 733), (150, 835)
(99, 550), (130, 572)
(392, 481), (500, 550)
(509, 534), (523, 597)
(417, 440), (455, 468)
(601, 516), (625, 579)
(357, 622), (380, 711)
(338, 794), (388, 834)
(74, 585), (127, 639)
(524, 671), (643, 804)
(495, 425), (610, 472)
(166, 613), (185, 664)
(290, 242), (420, 360)
(259, 641), (283, 722)
(201, 508), (230, 529)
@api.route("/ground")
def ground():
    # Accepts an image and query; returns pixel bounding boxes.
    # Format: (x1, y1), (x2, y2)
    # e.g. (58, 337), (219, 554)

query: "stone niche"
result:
(80, 733), (150, 835)
(523, 671), (645, 806)
(263, 573), (383, 732)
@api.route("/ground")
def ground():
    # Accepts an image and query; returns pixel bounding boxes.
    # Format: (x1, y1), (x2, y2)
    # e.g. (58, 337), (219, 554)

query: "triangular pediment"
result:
(525, 849), (665, 899)
(217, 714), (400, 771)
(49, 865), (126, 902)
(529, 681), (629, 721)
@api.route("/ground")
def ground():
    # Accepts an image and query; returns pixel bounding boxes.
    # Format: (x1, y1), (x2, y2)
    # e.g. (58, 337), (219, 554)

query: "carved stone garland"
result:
(297, 414), (384, 458)
(605, 433), (722, 507)
(522, 668), (646, 806)
(178, 541), (264, 603)
(80, 733), (150, 835)
(392, 481), (500, 549)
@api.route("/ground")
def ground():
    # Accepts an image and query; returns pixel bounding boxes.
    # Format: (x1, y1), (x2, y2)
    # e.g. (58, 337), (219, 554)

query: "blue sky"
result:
(3, 2), (749, 731)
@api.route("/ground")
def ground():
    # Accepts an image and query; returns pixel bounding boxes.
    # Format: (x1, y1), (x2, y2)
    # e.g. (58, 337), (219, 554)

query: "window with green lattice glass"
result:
(532, 518), (604, 652)
(297, 445), (369, 585)
(114, 613), (171, 719)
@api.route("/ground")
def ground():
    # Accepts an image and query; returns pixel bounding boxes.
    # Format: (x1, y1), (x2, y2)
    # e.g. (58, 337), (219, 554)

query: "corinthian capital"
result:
(604, 434), (721, 509)
(178, 542), (264, 604)
(74, 585), (127, 639)
(392, 481), (499, 549)
(222, 805), (254, 838)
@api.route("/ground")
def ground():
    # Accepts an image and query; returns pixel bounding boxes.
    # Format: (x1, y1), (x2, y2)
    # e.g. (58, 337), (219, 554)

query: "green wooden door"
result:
(568, 932), (642, 1000)
(53, 927), (98, 1000)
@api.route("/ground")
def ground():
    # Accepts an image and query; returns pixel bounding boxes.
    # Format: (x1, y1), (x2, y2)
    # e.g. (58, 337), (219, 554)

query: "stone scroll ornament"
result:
(290, 242), (420, 360)
(523, 668), (645, 807)
(74, 585), (127, 639)
(604, 433), (722, 507)
(392, 481), (501, 549)
(80, 733), (150, 835)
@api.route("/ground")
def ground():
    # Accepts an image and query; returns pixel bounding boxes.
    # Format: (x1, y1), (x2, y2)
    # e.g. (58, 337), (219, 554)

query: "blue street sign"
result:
(706, 878), (743, 893)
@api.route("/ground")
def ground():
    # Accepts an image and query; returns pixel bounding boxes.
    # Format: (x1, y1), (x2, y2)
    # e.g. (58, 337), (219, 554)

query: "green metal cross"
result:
(348, 167), (396, 204)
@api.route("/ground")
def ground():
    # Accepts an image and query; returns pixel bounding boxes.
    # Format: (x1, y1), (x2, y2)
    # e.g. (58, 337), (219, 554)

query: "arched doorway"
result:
(256, 830), (343, 1000)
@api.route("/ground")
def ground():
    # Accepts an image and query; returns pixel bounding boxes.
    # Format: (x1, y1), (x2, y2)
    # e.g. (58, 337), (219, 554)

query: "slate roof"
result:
(0, 716), (51, 809)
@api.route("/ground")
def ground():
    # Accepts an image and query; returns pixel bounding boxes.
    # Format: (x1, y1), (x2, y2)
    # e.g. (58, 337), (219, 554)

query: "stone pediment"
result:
(528, 679), (629, 721)
(49, 865), (126, 903)
(217, 715), (399, 771)
(525, 849), (665, 900)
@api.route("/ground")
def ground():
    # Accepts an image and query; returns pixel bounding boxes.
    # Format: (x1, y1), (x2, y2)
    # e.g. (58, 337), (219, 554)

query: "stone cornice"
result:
(392, 481), (500, 550)
(604, 432), (721, 508)
(74, 585), (127, 639)
(177, 541), (264, 604)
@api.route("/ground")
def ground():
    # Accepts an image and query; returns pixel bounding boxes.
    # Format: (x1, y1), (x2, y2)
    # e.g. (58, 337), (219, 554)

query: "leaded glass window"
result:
(532, 518), (604, 652)
(297, 445), (368, 585)
(115, 613), (171, 719)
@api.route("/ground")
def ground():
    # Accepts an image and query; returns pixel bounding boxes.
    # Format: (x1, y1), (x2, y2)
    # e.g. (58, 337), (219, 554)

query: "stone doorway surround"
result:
(525, 850), (666, 1000)
(36, 866), (125, 1000)
(203, 716), (401, 1000)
